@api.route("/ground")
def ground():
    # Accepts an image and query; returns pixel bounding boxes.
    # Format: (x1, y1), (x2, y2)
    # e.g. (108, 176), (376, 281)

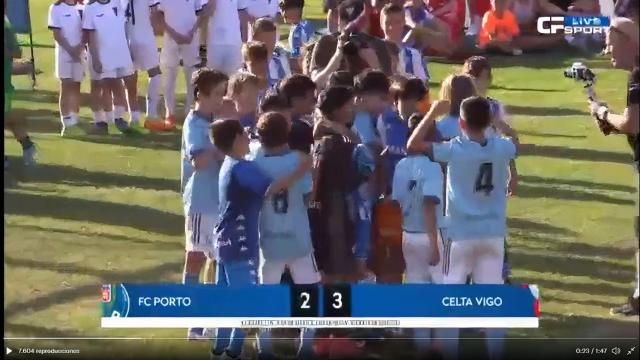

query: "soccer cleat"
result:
(114, 118), (131, 133)
(89, 122), (109, 135)
(610, 296), (639, 316)
(60, 116), (79, 137)
(22, 145), (37, 166)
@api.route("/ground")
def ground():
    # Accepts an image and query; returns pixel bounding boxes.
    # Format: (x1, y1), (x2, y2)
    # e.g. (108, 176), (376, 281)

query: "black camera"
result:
(563, 62), (596, 84)
(340, 31), (370, 57)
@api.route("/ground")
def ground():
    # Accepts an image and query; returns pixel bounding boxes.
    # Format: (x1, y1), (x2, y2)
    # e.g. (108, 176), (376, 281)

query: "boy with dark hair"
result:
(252, 18), (292, 87)
(278, 74), (317, 153)
(407, 96), (519, 360)
(280, 0), (315, 60)
(259, 91), (292, 124)
(328, 70), (354, 88)
(209, 118), (311, 360)
(253, 111), (319, 359)
(180, 69), (229, 340)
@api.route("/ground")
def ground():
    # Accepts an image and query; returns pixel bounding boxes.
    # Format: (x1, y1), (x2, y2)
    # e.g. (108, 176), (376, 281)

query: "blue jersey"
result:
(378, 108), (408, 184)
(433, 136), (516, 240)
(288, 20), (314, 58)
(216, 157), (272, 263)
(353, 111), (381, 146)
(392, 155), (443, 233)
(181, 110), (220, 215)
(436, 114), (461, 141)
(254, 150), (313, 261)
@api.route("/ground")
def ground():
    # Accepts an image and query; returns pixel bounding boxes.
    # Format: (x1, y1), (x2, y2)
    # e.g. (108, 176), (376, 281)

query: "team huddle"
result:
(47, 0), (522, 359)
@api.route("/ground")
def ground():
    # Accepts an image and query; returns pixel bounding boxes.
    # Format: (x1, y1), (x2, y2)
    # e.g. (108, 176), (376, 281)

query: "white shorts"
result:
(185, 213), (217, 254)
(206, 44), (243, 75)
(56, 58), (85, 82)
(161, 35), (201, 68)
(130, 41), (160, 71)
(440, 234), (505, 285)
(402, 231), (444, 284)
(87, 53), (135, 80)
(260, 252), (321, 285)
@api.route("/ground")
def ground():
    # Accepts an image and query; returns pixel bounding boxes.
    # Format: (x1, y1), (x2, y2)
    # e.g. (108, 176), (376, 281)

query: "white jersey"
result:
(208, 0), (248, 46)
(246, 0), (278, 19)
(48, 2), (85, 64)
(158, 0), (204, 35)
(82, 0), (133, 71)
(122, 0), (158, 44)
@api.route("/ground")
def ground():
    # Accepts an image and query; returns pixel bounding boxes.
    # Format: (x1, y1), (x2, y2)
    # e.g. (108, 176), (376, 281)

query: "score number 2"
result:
(300, 291), (341, 309)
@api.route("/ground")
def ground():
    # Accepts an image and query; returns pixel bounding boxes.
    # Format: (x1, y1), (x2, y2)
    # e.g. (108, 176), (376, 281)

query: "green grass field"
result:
(4, 1), (639, 359)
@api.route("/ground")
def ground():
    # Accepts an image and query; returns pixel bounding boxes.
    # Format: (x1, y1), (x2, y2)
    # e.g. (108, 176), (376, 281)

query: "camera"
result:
(340, 31), (370, 57)
(563, 62), (596, 84)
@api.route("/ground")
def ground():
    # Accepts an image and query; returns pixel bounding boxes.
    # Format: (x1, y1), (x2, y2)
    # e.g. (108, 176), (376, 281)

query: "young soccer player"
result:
(84, 0), (136, 134)
(48, 0), (85, 135)
(5, 5), (36, 166)
(392, 112), (443, 356)
(281, 0), (315, 60)
(180, 69), (229, 340)
(223, 72), (262, 134)
(145, 0), (204, 131)
(435, 74), (477, 141)
(253, 112), (320, 359)
(259, 91), (292, 123)
(278, 74), (317, 154)
(242, 41), (272, 92)
(209, 118), (310, 360)
(381, 4), (429, 81)
(407, 96), (520, 360)
(204, 0), (249, 75)
(252, 18), (292, 89)
(350, 69), (391, 282)
(122, 0), (162, 127)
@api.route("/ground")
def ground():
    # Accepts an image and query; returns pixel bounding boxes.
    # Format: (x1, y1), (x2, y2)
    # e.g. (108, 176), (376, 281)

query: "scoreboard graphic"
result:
(101, 284), (540, 328)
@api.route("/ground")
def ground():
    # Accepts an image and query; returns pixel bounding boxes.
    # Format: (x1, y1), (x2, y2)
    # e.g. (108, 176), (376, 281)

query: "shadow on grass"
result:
(519, 276), (632, 298)
(518, 130), (587, 139)
(520, 143), (633, 164)
(507, 105), (588, 117)
(484, 48), (592, 70)
(65, 131), (182, 151)
(507, 217), (579, 237)
(541, 293), (620, 310)
(4, 260), (182, 319)
(512, 233), (636, 261)
(515, 183), (634, 205)
(511, 250), (635, 283)
(520, 175), (636, 193)
(489, 85), (565, 92)
(7, 161), (179, 192)
(4, 191), (183, 236)
(7, 224), (182, 250)
(538, 312), (640, 338)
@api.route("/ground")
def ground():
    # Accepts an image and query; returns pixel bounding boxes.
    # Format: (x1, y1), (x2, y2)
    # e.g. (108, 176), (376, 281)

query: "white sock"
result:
(63, 112), (78, 127)
(105, 111), (115, 123)
(131, 111), (141, 124)
(164, 67), (178, 117)
(147, 75), (161, 119)
(70, 112), (79, 124)
(93, 111), (107, 124)
(184, 66), (196, 116)
(114, 105), (127, 120)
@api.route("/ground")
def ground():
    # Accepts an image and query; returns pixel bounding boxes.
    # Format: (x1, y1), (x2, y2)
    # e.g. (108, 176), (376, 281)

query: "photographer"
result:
(310, 0), (393, 88)
(588, 16), (639, 316)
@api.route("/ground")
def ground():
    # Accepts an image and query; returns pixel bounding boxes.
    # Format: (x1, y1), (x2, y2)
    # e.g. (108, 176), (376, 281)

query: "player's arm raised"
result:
(407, 99), (450, 157)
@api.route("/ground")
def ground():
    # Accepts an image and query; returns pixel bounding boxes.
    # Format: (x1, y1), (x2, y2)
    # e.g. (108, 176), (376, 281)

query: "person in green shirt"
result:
(4, 2), (37, 168)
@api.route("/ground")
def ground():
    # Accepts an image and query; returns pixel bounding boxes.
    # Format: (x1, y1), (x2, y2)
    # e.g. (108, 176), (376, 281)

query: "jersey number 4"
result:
(272, 190), (289, 214)
(474, 163), (494, 195)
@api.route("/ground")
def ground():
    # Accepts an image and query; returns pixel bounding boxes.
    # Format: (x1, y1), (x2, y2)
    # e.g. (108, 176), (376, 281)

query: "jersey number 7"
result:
(474, 163), (494, 195)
